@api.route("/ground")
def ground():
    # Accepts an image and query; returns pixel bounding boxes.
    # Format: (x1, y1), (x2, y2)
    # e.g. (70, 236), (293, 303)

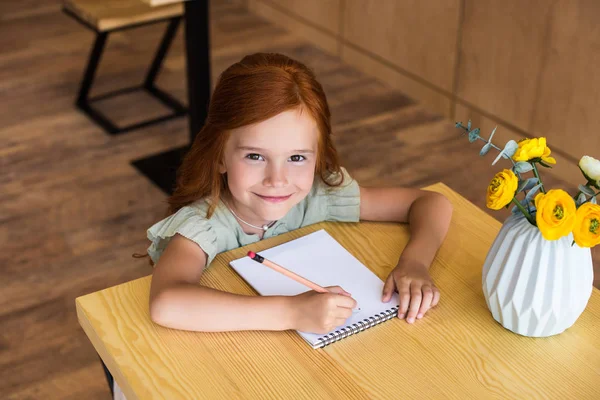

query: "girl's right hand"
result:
(289, 286), (357, 334)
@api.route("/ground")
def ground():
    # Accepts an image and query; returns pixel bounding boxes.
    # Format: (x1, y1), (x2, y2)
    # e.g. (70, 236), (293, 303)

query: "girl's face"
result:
(220, 108), (319, 225)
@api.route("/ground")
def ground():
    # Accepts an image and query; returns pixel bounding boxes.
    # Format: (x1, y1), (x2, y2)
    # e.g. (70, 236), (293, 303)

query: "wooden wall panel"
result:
(456, 0), (549, 132)
(343, 0), (461, 92)
(532, 0), (600, 162)
(245, 0), (600, 177)
(342, 45), (452, 117)
(271, 0), (341, 35)
(247, 0), (338, 54)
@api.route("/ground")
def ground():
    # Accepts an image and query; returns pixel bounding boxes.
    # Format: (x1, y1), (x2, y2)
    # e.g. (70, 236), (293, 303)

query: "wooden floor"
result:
(1, 1), (597, 399)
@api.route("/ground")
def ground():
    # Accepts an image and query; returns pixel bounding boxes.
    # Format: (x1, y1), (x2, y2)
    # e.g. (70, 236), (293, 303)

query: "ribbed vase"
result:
(482, 214), (594, 337)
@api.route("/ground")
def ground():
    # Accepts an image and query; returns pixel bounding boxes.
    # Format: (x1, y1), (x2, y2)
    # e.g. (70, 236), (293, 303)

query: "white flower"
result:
(579, 155), (600, 184)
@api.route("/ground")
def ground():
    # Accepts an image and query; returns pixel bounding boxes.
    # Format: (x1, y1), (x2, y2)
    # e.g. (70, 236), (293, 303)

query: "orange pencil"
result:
(247, 251), (329, 293)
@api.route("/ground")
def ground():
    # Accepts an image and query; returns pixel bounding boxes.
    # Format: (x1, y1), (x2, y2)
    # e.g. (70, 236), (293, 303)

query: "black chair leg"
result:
(144, 17), (187, 116)
(75, 32), (120, 134)
(71, 17), (187, 135)
(77, 31), (107, 106)
(144, 17), (180, 89)
(100, 356), (115, 397)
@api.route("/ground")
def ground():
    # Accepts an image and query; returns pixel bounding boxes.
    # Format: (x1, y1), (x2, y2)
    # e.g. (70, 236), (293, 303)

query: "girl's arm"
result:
(359, 186), (453, 322)
(149, 234), (356, 332)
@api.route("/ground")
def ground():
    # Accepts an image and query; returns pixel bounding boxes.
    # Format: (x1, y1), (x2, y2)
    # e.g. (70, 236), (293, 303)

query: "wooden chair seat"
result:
(63, 0), (183, 32)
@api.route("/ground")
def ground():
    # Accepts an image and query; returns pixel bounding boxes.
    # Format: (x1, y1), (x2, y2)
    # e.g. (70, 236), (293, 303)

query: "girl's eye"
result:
(289, 155), (306, 162)
(246, 153), (264, 161)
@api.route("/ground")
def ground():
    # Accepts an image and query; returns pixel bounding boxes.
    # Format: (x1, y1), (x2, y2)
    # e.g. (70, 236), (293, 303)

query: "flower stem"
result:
(531, 162), (546, 194)
(511, 197), (535, 225)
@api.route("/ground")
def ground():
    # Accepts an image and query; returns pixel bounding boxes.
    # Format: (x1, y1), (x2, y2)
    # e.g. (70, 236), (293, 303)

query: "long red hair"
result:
(168, 52), (343, 218)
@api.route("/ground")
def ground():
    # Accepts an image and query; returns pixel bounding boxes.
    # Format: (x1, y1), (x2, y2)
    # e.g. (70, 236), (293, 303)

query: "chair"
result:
(63, 0), (187, 135)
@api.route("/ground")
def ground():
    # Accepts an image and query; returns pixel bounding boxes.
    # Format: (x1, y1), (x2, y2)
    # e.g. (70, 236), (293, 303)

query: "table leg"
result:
(132, 0), (211, 195)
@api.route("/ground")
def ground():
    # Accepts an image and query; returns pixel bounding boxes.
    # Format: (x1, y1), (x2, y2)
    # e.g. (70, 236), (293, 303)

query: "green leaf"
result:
(518, 177), (539, 193)
(492, 140), (518, 165)
(514, 162), (533, 173)
(579, 184), (596, 196)
(577, 193), (587, 206)
(525, 184), (543, 202)
(480, 143), (492, 156)
(468, 128), (480, 143)
(488, 126), (497, 142)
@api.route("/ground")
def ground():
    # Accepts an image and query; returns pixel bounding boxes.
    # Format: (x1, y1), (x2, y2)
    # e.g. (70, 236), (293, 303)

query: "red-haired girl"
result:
(146, 53), (453, 334)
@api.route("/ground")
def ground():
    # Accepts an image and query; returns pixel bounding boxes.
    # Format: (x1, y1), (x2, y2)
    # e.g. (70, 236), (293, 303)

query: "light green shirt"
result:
(147, 168), (361, 266)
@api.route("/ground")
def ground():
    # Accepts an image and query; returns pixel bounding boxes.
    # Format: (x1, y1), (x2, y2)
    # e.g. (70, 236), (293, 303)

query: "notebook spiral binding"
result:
(314, 305), (400, 349)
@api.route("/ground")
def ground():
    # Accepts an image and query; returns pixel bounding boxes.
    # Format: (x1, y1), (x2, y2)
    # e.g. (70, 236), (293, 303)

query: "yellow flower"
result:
(534, 189), (576, 240)
(486, 169), (518, 210)
(512, 137), (557, 165)
(573, 203), (600, 248)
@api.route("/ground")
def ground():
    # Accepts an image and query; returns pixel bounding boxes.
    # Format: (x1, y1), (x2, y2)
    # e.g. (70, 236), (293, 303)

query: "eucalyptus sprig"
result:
(455, 121), (545, 222)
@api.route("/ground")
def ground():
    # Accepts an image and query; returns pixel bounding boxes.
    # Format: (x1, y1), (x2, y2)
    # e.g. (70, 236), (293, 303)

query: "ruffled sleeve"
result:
(299, 167), (361, 226)
(146, 205), (219, 266)
(323, 167), (361, 222)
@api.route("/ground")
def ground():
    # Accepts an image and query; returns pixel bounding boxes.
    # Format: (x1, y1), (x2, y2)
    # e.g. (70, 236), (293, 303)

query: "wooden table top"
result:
(75, 183), (600, 399)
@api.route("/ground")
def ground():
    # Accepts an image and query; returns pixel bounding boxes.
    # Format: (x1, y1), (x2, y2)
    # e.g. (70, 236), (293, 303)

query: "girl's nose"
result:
(263, 164), (288, 187)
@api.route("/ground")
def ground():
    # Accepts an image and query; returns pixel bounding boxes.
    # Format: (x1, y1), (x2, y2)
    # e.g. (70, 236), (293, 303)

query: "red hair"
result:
(168, 52), (343, 218)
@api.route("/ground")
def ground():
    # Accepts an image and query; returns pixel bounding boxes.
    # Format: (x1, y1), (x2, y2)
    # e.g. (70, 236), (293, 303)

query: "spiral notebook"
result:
(229, 229), (399, 349)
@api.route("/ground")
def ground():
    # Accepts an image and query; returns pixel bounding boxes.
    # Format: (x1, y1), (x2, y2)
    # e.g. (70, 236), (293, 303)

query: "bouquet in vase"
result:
(456, 121), (598, 337)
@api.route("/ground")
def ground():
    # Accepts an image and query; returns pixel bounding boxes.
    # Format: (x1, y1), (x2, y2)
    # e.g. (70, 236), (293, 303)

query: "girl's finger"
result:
(381, 274), (395, 302)
(397, 279), (411, 319)
(406, 284), (422, 324)
(431, 287), (441, 307)
(417, 285), (434, 319)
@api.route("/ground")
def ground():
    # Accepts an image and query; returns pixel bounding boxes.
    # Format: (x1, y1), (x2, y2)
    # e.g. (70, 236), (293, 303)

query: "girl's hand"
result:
(290, 286), (357, 334)
(382, 260), (440, 324)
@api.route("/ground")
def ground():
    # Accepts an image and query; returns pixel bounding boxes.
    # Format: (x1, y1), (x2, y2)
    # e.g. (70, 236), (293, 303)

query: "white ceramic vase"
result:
(482, 214), (594, 337)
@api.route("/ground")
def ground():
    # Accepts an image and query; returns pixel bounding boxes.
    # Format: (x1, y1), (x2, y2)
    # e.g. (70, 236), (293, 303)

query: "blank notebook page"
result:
(229, 229), (399, 348)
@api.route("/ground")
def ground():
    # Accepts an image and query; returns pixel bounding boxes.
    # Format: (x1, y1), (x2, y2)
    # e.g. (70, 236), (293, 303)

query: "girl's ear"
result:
(218, 160), (227, 174)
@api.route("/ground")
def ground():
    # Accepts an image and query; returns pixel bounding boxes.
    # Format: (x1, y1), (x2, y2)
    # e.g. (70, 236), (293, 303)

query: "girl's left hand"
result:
(381, 260), (440, 323)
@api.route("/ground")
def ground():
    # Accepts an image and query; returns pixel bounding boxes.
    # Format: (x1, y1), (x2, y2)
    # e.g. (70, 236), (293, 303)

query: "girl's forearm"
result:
(150, 283), (294, 332)
(399, 192), (453, 268)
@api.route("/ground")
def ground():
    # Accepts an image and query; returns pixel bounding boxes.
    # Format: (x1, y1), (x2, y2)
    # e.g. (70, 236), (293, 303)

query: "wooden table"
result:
(76, 183), (600, 399)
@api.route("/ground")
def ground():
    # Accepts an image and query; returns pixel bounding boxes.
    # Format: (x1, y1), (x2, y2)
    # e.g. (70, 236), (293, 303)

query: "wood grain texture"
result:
(76, 183), (600, 399)
(63, 0), (183, 32)
(248, 0), (338, 55)
(343, 0), (461, 92)
(531, 0), (600, 162)
(342, 44), (453, 117)
(262, 0), (342, 36)
(456, 0), (549, 132)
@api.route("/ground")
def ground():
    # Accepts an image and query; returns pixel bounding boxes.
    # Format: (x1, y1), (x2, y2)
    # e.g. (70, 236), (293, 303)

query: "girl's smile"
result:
(254, 193), (294, 203)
